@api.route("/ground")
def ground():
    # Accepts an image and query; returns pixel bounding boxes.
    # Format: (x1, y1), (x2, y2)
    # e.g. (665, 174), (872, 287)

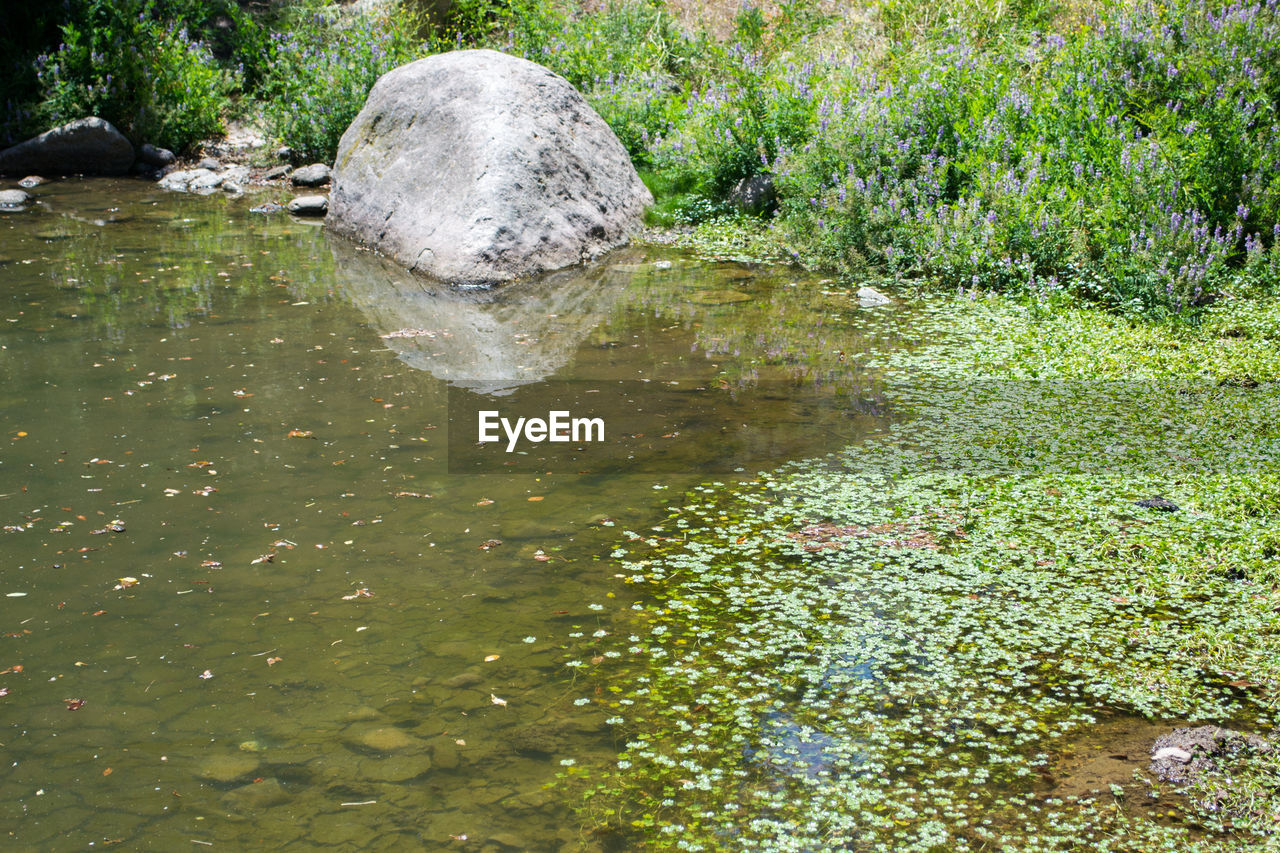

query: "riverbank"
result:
(6, 0), (1277, 317)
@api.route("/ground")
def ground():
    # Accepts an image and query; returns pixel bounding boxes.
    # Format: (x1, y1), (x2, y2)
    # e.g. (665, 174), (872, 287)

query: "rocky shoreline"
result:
(0, 116), (333, 216)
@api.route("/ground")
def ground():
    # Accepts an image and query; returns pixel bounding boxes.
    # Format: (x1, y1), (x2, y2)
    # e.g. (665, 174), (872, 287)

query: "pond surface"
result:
(0, 179), (904, 851)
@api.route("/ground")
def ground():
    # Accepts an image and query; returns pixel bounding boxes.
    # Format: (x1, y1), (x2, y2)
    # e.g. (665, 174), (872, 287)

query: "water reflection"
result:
(0, 178), (913, 850)
(331, 242), (634, 396)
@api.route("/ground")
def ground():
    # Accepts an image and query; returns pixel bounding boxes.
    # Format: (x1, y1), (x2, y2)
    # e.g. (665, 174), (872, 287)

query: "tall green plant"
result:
(32, 0), (232, 151)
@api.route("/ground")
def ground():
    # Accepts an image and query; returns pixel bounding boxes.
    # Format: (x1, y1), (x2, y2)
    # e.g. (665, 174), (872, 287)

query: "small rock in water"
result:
(0, 189), (32, 208)
(291, 163), (331, 187)
(857, 286), (892, 307)
(1135, 496), (1179, 512)
(223, 776), (290, 809)
(17, 175), (45, 188)
(287, 195), (328, 216)
(159, 168), (215, 192)
(344, 724), (420, 753)
(188, 170), (225, 192)
(443, 670), (484, 689)
(250, 201), (285, 214)
(198, 752), (260, 783)
(359, 753), (433, 782)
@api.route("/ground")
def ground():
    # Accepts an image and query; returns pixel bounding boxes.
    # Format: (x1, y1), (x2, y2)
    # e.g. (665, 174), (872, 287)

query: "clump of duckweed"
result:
(577, 295), (1280, 850)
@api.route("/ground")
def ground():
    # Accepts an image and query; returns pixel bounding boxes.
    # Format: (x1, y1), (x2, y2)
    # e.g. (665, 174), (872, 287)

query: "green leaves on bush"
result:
(31, 0), (233, 151)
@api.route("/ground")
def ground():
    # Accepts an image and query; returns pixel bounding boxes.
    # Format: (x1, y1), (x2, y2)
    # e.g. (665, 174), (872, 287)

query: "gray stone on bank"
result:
(17, 175), (45, 188)
(263, 164), (291, 181)
(288, 195), (328, 216)
(290, 163), (331, 187)
(0, 117), (135, 176)
(1149, 725), (1275, 784)
(728, 173), (776, 216)
(0, 189), (33, 208)
(327, 49), (651, 285)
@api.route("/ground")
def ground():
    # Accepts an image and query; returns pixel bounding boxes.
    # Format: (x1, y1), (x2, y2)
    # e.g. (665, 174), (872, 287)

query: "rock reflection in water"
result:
(331, 241), (635, 395)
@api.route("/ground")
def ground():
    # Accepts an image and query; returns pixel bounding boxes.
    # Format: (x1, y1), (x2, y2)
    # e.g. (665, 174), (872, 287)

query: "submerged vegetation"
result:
(571, 293), (1280, 850)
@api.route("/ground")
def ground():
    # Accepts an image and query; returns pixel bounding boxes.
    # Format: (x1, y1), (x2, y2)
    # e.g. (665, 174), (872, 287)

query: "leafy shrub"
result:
(30, 0), (233, 151)
(259, 4), (428, 163)
(773, 0), (1280, 316)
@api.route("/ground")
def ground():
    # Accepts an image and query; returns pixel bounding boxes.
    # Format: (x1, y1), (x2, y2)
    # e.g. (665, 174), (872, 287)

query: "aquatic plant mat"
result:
(580, 298), (1280, 850)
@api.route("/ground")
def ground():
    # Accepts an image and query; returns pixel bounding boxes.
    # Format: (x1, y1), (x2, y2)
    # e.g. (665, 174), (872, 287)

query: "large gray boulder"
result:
(327, 49), (652, 285)
(0, 117), (135, 176)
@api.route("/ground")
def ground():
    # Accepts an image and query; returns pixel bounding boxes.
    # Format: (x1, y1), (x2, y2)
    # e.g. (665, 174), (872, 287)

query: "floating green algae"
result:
(573, 294), (1280, 851)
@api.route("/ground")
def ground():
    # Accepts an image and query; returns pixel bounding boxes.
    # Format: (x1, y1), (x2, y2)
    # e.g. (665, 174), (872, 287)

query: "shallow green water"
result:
(0, 179), (904, 851)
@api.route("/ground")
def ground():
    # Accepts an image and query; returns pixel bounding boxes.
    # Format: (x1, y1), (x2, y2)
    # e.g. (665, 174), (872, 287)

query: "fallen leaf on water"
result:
(186, 461), (214, 468)
(533, 551), (551, 562)
(394, 491), (432, 499)
(200, 560), (222, 568)
(114, 577), (139, 590)
(490, 694), (507, 707)
(527, 496), (544, 502)
(198, 670), (213, 680)
(454, 738), (465, 746)
(287, 429), (314, 438)
(341, 588), (373, 600)
(266, 657), (282, 666)
(475, 499), (494, 506)
(449, 835), (468, 842)
(102, 767), (112, 777)
(250, 553), (274, 565)
(64, 698), (86, 710)
(0, 687), (9, 697)
(484, 654), (500, 662)
(478, 539), (502, 551)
